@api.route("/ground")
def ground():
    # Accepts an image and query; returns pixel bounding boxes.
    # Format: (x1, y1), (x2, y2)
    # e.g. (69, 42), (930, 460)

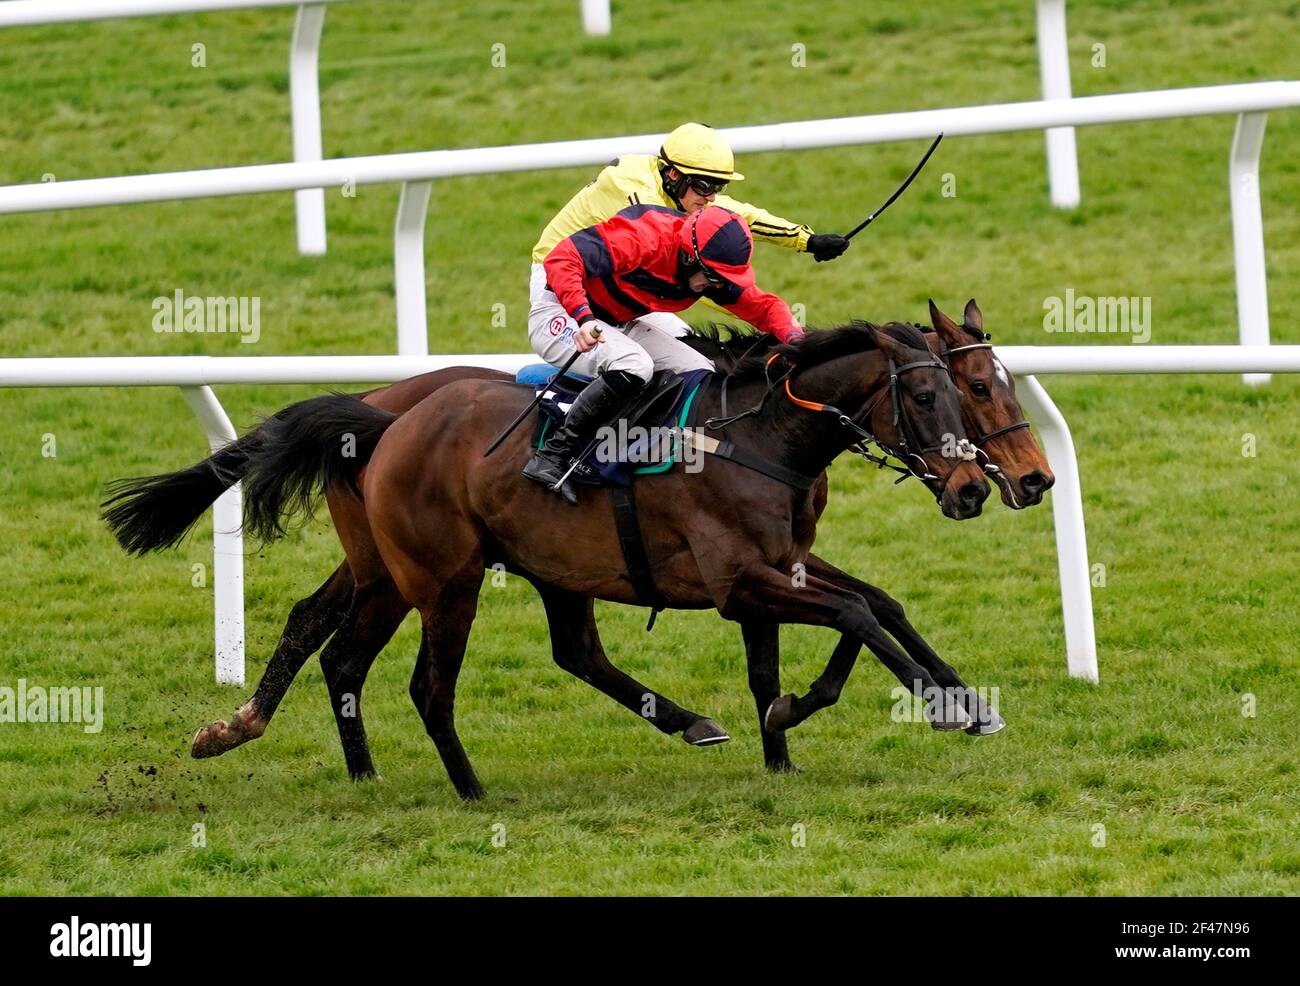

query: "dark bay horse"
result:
(107, 318), (1009, 799)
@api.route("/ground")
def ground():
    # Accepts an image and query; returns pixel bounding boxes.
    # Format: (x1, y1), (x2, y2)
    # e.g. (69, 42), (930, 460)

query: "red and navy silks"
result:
(542, 204), (802, 342)
(679, 204), (757, 289)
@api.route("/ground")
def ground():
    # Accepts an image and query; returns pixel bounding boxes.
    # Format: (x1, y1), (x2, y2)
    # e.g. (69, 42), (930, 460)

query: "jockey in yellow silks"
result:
(528, 121), (850, 341)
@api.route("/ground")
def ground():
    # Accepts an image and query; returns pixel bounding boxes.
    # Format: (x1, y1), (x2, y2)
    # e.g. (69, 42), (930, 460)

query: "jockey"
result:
(523, 204), (803, 503)
(529, 122), (849, 342)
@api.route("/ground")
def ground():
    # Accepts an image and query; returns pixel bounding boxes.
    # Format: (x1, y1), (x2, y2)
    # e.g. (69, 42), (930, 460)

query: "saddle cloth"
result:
(517, 364), (711, 487)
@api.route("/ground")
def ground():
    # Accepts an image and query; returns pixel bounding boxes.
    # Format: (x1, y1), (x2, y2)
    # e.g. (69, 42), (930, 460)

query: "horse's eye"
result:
(913, 391), (934, 407)
(970, 381), (991, 398)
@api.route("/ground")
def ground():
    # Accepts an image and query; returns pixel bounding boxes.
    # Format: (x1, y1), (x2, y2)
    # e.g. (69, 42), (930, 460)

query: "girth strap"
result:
(608, 485), (667, 630)
(679, 429), (818, 491)
(709, 438), (818, 491)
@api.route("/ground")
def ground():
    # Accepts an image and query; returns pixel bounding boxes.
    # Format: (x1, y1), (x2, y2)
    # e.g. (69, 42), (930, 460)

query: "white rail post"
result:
(290, 3), (328, 255)
(1014, 374), (1098, 681)
(180, 385), (245, 686)
(1230, 112), (1271, 385)
(1035, 0), (1080, 208)
(581, 0), (610, 36)
(394, 180), (432, 356)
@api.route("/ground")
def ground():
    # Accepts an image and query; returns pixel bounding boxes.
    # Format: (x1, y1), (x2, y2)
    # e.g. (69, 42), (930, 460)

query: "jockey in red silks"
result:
(524, 203), (804, 503)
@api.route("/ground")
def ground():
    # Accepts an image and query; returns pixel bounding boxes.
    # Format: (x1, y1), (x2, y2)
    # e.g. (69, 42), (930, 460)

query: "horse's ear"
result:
(964, 298), (984, 333)
(928, 299), (962, 342)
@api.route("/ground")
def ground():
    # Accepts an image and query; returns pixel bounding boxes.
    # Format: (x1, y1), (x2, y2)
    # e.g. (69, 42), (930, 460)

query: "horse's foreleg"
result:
(764, 634), (864, 735)
(534, 581), (728, 746)
(804, 555), (1004, 735)
(720, 566), (973, 734)
(740, 620), (796, 772)
(192, 562), (354, 759)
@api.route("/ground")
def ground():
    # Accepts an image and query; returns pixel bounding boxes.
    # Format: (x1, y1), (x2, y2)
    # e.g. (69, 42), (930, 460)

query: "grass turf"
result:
(0, 0), (1298, 894)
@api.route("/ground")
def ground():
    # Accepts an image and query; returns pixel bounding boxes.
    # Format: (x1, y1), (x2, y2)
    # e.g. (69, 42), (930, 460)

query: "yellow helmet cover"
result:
(659, 122), (745, 181)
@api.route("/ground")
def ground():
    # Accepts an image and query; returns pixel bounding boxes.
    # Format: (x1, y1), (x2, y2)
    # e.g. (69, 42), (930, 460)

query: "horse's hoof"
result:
(965, 707), (1006, 736)
(683, 719), (730, 746)
(191, 708), (264, 758)
(925, 697), (975, 731)
(191, 720), (235, 758)
(766, 759), (800, 774)
(764, 694), (797, 733)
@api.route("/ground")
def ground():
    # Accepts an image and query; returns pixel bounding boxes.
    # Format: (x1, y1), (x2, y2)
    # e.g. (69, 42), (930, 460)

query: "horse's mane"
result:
(681, 320), (934, 382)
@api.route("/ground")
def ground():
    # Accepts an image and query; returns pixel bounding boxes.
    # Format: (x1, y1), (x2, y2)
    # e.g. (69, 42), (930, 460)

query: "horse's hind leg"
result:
(319, 577), (412, 779)
(409, 570), (485, 801)
(193, 562), (354, 758)
(533, 581), (728, 746)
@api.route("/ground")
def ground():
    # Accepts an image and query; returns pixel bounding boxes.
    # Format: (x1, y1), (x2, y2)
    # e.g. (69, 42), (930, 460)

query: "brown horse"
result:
(109, 318), (987, 799)
(106, 303), (1051, 789)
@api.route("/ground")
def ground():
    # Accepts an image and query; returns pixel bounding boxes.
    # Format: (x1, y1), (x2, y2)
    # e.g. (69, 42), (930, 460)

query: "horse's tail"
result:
(102, 425), (263, 556)
(103, 393), (396, 554)
(239, 394), (396, 544)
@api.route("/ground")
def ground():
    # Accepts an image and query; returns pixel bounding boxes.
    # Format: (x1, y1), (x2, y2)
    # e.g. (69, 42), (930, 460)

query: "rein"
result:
(777, 353), (977, 497)
(704, 348), (978, 498)
(705, 341), (793, 431)
(696, 325), (1033, 495)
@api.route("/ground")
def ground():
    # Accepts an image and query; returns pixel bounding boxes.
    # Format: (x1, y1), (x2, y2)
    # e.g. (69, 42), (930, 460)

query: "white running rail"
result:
(1036, 0), (1080, 209)
(0, 81), (1290, 377)
(580, 0), (609, 36)
(3, 345), (1299, 685)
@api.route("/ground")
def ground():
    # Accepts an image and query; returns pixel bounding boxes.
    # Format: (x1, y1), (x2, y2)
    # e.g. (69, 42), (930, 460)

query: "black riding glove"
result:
(807, 232), (850, 263)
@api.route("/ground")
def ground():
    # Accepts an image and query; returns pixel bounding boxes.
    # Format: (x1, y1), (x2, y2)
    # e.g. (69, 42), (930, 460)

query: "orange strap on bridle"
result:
(782, 377), (829, 412)
(769, 353), (830, 412)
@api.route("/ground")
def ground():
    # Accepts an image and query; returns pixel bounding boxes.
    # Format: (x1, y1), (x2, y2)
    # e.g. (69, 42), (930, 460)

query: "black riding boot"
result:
(522, 369), (646, 504)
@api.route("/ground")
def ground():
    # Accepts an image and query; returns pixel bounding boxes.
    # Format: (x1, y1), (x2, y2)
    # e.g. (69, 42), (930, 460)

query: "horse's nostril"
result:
(1023, 471), (1053, 495)
(959, 482), (987, 505)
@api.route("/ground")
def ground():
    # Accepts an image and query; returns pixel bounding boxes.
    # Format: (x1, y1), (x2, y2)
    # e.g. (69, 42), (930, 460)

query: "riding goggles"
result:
(685, 175), (728, 197)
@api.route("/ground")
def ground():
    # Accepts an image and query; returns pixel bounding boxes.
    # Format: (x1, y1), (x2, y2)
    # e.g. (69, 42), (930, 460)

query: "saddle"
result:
(516, 363), (713, 628)
(517, 364), (711, 487)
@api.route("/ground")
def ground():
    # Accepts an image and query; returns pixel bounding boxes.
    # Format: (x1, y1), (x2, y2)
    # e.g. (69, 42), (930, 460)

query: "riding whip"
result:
(844, 133), (944, 241)
(483, 325), (602, 457)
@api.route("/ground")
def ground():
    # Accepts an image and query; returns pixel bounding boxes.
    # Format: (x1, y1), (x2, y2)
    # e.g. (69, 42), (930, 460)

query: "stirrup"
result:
(522, 452), (578, 504)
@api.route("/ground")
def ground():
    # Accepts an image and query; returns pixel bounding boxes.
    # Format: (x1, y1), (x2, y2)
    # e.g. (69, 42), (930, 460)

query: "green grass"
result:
(1, 0), (1299, 895)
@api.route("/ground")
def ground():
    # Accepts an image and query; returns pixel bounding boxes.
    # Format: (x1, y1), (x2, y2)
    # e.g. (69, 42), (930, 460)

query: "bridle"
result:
(706, 349), (978, 499)
(933, 324), (1032, 482)
(784, 354), (979, 497)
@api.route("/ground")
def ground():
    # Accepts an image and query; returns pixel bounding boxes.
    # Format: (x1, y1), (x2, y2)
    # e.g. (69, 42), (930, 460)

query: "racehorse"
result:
(106, 304), (1049, 797)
